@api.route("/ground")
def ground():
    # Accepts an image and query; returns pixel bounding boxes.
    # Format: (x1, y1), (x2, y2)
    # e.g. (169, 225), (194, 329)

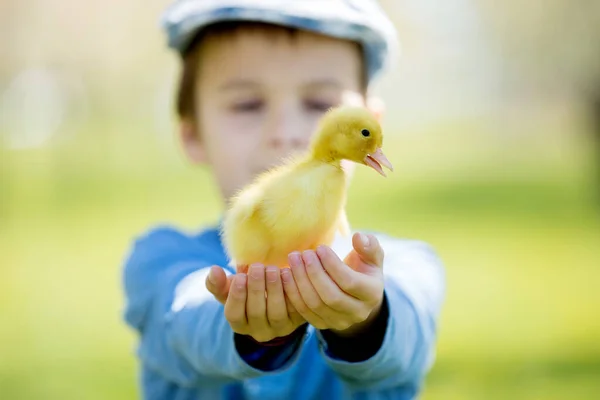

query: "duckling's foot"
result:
(236, 264), (249, 274)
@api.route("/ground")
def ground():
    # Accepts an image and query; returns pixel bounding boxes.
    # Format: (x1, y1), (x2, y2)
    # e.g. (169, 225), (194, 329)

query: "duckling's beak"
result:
(364, 148), (393, 177)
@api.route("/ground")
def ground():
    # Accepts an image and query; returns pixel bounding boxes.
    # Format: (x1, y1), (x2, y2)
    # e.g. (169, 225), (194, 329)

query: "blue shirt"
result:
(122, 224), (445, 400)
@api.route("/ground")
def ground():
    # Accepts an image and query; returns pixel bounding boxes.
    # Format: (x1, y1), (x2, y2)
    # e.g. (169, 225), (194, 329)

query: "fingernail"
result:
(359, 233), (370, 248)
(235, 274), (247, 289)
(249, 264), (263, 280)
(302, 250), (317, 265)
(281, 268), (292, 283)
(316, 245), (328, 259)
(289, 252), (302, 268)
(266, 267), (278, 283)
(208, 268), (217, 284)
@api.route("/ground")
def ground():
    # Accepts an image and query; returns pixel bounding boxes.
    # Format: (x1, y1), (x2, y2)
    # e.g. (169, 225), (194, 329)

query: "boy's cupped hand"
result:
(206, 263), (306, 343)
(206, 232), (384, 340)
(282, 232), (385, 335)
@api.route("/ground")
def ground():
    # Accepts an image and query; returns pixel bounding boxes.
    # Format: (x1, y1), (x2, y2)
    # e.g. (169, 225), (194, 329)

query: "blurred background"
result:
(1, 0), (599, 399)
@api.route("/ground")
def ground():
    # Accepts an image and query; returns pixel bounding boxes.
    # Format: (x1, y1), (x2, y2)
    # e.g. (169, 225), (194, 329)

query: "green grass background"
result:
(1, 122), (599, 399)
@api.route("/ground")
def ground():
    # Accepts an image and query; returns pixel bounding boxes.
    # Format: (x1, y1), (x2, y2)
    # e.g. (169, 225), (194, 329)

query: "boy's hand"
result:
(282, 232), (385, 336)
(206, 264), (306, 343)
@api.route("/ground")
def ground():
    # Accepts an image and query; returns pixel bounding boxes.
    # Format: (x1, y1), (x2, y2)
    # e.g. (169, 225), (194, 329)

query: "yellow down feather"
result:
(220, 105), (392, 273)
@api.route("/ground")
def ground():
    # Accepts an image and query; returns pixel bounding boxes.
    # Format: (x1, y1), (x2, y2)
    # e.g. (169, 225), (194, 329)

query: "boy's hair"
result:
(175, 21), (367, 123)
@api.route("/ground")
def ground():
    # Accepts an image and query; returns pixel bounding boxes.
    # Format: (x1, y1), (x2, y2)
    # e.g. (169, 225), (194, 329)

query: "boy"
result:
(122, 1), (446, 399)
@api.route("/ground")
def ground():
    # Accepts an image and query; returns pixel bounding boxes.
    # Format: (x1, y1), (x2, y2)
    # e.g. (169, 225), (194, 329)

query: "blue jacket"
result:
(122, 224), (445, 399)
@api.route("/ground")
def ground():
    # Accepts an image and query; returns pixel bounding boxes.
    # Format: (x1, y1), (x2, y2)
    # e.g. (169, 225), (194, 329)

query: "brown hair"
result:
(175, 21), (366, 123)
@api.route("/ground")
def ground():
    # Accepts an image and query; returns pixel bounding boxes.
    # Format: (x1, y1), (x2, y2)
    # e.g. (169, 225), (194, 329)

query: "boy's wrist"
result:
(234, 324), (308, 371)
(246, 323), (308, 347)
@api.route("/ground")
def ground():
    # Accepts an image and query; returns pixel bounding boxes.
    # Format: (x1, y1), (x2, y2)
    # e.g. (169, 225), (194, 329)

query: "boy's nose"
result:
(269, 136), (306, 150)
(265, 108), (309, 151)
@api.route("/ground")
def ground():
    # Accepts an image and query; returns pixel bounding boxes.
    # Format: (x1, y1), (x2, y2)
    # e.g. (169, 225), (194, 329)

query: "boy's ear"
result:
(179, 118), (206, 164)
(367, 96), (385, 122)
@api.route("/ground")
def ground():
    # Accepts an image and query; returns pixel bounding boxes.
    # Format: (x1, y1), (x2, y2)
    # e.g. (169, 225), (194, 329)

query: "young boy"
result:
(122, 1), (446, 399)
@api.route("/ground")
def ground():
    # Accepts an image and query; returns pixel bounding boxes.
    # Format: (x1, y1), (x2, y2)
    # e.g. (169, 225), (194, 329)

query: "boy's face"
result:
(180, 26), (379, 202)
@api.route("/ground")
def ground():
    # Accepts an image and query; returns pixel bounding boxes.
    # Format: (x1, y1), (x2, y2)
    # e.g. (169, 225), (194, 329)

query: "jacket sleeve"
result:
(122, 227), (307, 387)
(314, 235), (446, 391)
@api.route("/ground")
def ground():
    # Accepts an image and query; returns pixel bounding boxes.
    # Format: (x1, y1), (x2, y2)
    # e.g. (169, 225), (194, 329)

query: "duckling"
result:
(221, 105), (393, 273)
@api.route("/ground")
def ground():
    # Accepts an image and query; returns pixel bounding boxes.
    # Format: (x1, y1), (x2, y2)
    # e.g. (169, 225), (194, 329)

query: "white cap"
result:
(161, 0), (399, 84)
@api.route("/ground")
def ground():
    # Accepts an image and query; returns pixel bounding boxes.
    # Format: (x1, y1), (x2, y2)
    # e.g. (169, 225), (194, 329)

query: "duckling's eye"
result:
(361, 129), (370, 137)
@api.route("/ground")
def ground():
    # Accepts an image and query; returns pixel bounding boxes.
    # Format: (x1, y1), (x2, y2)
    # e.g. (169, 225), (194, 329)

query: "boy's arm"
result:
(314, 237), (446, 390)
(122, 227), (307, 387)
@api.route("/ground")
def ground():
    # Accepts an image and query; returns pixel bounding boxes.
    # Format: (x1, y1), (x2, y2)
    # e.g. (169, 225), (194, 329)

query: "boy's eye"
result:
(304, 99), (334, 112)
(231, 100), (264, 112)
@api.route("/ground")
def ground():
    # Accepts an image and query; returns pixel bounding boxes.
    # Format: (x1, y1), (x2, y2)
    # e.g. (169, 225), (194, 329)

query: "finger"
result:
(205, 265), (232, 304)
(246, 264), (268, 328)
(290, 251), (338, 320)
(265, 266), (290, 332)
(281, 263), (328, 329)
(281, 277), (307, 325)
(317, 245), (379, 299)
(303, 249), (364, 313)
(285, 295), (306, 327)
(224, 274), (248, 333)
(352, 232), (384, 267)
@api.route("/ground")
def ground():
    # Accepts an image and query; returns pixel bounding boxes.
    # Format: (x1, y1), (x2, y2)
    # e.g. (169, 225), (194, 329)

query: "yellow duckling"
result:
(220, 105), (393, 273)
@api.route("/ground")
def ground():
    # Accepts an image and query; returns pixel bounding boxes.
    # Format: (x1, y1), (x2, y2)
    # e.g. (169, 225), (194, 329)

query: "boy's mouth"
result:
(364, 148), (393, 177)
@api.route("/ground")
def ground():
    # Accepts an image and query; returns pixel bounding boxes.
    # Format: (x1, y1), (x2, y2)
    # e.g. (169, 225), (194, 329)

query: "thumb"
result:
(352, 232), (384, 267)
(205, 265), (232, 304)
